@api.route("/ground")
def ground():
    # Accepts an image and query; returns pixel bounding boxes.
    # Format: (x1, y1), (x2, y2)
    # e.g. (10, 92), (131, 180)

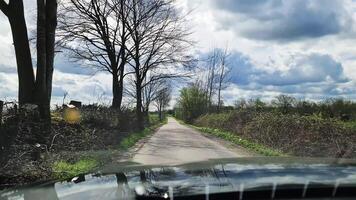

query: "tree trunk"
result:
(44, 0), (57, 117)
(136, 81), (144, 130)
(112, 71), (122, 109)
(0, 100), (3, 126)
(158, 107), (162, 121)
(35, 0), (49, 120)
(7, 0), (35, 106)
(112, 58), (125, 109)
(117, 61), (125, 110)
(34, 0), (57, 121)
(217, 84), (221, 113)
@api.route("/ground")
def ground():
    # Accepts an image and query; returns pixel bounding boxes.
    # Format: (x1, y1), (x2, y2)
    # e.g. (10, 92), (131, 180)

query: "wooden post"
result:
(0, 100), (3, 126)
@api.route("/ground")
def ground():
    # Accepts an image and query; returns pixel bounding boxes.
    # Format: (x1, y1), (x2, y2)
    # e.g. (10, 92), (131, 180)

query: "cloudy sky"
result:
(1, 0), (356, 106)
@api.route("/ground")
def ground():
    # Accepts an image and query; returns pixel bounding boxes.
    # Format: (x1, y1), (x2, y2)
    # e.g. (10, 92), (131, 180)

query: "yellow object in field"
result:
(63, 107), (81, 124)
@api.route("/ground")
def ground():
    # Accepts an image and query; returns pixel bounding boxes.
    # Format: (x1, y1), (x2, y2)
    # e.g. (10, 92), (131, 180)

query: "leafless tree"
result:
(142, 74), (167, 114)
(0, 0), (57, 121)
(125, 73), (169, 116)
(124, 0), (192, 129)
(57, 0), (130, 109)
(217, 47), (231, 112)
(206, 49), (221, 109)
(154, 84), (171, 121)
(197, 47), (231, 112)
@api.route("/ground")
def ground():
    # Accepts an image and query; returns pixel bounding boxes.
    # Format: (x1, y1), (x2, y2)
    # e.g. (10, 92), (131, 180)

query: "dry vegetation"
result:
(0, 104), (163, 189)
(194, 109), (356, 158)
(195, 111), (356, 158)
(174, 84), (356, 158)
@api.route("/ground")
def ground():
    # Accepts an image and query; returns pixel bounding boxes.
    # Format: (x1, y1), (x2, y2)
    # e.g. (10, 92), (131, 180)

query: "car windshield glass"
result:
(1, 0), (356, 198)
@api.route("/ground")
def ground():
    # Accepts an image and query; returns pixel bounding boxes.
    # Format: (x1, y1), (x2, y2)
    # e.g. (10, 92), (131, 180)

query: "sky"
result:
(1, 0), (356, 107)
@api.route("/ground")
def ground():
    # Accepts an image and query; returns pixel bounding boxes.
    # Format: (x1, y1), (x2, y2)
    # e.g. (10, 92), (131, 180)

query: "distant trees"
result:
(0, 0), (57, 121)
(198, 48), (231, 112)
(234, 98), (247, 110)
(175, 84), (208, 122)
(272, 94), (296, 114)
(124, 0), (191, 129)
(233, 95), (356, 121)
(154, 83), (171, 121)
(205, 49), (220, 108)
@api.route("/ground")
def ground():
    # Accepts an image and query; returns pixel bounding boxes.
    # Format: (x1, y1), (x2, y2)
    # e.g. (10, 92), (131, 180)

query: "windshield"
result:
(1, 0), (356, 197)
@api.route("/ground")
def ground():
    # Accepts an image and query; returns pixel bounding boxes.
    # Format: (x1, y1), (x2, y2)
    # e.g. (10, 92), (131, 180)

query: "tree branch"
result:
(0, 0), (9, 16)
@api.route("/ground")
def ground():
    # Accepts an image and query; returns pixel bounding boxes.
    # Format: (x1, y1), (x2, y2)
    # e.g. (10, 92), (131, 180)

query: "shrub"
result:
(194, 111), (356, 158)
(175, 85), (208, 123)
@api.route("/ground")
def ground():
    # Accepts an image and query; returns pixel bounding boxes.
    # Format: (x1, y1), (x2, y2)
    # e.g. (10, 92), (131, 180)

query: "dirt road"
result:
(132, 117), (253, 165)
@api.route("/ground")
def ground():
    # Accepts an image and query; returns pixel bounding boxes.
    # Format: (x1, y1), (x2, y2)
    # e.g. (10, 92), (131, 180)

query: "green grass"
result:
(52, 158), (99, 179)
(342, 120), (356, 130)
(176, 118), (283, 157)
(195, 127), (283, 156)
(119, 117), (168, 150)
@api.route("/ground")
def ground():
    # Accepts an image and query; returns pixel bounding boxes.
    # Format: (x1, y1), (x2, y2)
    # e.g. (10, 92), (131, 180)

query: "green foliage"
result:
(119, 128), (150, 150)
(52, 158), (99, 179)
(119, 115), (167, 150)
(149, 113), (160, 125)
(175, 85), (208, 122)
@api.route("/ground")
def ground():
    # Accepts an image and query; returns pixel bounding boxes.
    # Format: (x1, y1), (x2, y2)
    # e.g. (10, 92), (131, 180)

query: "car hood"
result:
(2, 157), (356, 200)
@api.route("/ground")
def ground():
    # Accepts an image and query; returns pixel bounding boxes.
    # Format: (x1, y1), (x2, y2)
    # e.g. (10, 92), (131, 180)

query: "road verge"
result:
(176, 118), (284, 157)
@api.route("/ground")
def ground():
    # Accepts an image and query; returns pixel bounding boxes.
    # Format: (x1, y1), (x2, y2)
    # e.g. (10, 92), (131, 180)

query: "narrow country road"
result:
(132, 117), (253, 165)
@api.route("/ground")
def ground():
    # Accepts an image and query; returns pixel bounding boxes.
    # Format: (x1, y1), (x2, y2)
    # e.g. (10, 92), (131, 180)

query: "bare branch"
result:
(0, 0), (9, 16)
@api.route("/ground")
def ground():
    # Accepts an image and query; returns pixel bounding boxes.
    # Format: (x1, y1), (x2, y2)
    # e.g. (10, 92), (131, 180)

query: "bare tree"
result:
(0, 0), (57, 120)
(125, 73), (170, 118)
(206, 49), (221, 109)
(272, 95), (296, 114)
(217, 47), (231, 112)
(57, 0), (130, 109)
(124, 0), (192, 129)
(142, 74), (166, 114)
(197, 47), (231, 112)
(154, 84), (171, 121)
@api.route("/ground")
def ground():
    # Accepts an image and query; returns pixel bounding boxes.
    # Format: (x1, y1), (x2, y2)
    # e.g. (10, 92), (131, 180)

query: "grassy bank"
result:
(176, 118), (283, 156)
(119, 117), (167, 150)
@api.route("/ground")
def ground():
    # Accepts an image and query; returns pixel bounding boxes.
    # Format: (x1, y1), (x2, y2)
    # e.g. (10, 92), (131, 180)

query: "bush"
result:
(81, 106), (136, 131)
(175, 85), (208, 123)
(194, 111), (356, 158)
(195, 110), (255, 132)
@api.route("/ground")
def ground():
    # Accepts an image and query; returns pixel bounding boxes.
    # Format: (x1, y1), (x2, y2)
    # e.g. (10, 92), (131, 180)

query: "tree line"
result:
(175, 82), (356, 122)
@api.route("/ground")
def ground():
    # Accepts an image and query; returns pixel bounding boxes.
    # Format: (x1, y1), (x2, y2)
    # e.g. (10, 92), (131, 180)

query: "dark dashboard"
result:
(2, 157), (356, 200)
